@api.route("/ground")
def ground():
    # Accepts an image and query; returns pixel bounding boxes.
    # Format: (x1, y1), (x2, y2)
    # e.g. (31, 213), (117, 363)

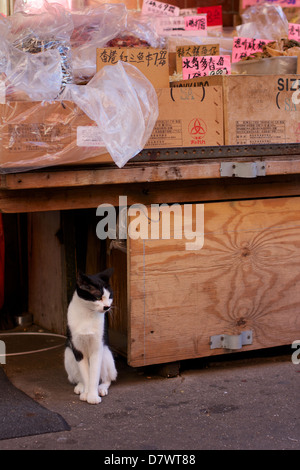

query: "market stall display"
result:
(0, 0), (299, 172)
(0, 0), (300, 370)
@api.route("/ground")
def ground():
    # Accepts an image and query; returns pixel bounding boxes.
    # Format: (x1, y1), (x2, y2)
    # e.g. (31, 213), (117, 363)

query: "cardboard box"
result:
(78, 85), (224, 165)
(145, 86), (224, 148)
(170, 75), (223, 88)
(223, 74), (300, 145)
(0, 83), (223, 170)
(96, 47), (170, 89)
(0, 101), (112, 171)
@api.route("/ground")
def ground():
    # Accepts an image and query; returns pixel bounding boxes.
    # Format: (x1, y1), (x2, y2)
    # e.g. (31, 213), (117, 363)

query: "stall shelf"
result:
(1, 144), (300, 366)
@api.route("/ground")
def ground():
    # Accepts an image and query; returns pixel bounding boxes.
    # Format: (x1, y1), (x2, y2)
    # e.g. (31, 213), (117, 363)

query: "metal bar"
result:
(134, 144), (300, 162)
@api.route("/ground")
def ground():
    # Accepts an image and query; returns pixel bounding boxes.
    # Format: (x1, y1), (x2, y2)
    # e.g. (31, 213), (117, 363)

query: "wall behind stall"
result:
(166, 0), (238, 27)
(85, 0), (238, 27)
(1, 0), (238, 27)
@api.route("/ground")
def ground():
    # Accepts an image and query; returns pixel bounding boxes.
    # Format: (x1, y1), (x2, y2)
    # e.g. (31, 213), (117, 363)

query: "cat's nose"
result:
(103, 306), (110, 311)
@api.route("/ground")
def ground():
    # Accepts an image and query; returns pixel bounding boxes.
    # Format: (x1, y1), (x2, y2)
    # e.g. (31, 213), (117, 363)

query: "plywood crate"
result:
(108, 197), (300, 367)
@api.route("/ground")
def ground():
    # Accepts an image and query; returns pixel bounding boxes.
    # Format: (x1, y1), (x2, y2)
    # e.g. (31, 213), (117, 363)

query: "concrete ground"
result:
(0, 335), (299, 451)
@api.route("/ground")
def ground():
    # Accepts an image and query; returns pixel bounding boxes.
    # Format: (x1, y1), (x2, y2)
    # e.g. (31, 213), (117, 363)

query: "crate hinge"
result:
(220, 161), (266, 178)
(210, 330), (253, 350)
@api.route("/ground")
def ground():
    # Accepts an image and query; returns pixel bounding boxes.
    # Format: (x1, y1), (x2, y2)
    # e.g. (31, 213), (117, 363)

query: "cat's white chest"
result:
(73, 317), (104, 353)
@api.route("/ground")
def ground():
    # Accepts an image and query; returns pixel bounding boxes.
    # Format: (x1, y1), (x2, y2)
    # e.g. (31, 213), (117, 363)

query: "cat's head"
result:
(76, 268), (114, 313)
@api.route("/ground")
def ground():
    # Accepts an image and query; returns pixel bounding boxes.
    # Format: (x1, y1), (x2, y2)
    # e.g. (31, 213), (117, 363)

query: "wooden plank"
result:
(1, 175), (300, 213)
(3, 157), (300, 191)
(127, 197), (300, 366)
(0, 161), (221, 190)
(107, 245), (128, 357)
(28, 211), (67, 335)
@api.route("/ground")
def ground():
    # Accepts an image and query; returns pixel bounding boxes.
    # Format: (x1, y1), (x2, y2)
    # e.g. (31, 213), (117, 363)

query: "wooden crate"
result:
(108, 197), (300, 367)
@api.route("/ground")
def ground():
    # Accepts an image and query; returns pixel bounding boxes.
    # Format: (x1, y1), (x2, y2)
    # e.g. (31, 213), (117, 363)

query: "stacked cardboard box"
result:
(223, 74), (300, 145)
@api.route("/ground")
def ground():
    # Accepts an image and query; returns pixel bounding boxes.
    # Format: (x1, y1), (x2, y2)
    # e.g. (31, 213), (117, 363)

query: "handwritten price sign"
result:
(182, 55), (231, 79)
(155, 15), (207, 36)
(142, 0), (180, 16)
(289, 23), (300, 41)
(184, 15), (207, 32)
(232, 37), (272, 62)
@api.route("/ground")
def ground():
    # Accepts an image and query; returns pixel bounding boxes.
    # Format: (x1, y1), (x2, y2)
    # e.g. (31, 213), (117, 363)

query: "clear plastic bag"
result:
(62, 61), (159, 168)
(70, 3), (127, 84)
(6, 0), (74, 94)
(0, 61), (158, 172)
(70, 5), (163, 84)
(237, 3), (289, 40)
(0, 39), (63, 101)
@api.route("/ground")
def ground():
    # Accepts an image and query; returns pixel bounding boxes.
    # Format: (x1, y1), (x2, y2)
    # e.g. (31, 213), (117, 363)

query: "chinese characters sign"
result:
(289, 23), (300, 40)
(96, 48), (169, 89)
(182, 55), (231, 79)
(197, 6), (223, 27)
(184, 15), (207, 32)
(155, 14), (207, 36)
(176, 44), (219, 72)
(142, 0), (180, 16)
(232, 37), (272, 62)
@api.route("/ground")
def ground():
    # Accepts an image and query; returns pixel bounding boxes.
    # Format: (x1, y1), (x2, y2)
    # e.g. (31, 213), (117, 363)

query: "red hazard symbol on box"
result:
(188, 118), (207, 137)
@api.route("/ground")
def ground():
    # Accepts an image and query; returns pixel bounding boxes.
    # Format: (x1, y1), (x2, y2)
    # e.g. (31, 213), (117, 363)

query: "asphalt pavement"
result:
(0, 340), (299, 451)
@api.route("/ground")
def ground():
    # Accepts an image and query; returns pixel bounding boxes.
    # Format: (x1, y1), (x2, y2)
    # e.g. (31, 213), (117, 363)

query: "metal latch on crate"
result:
(220, 162), (266, 178)
(210, 330), (253, 350)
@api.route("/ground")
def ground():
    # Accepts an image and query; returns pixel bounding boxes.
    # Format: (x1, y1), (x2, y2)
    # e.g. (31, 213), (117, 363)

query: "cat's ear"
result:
(76, 270), (90, 288)
(98, 268), (114, 282)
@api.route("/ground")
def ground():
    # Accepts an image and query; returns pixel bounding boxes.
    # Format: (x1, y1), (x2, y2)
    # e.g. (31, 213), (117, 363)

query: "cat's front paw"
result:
(87, 393), (102, 405)
(79, 391), (88, 401)
(74, 383), (84, 395)
(98, 384), (109, 397)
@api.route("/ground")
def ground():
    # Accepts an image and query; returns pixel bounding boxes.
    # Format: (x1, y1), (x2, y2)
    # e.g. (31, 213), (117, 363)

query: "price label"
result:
(184, 15), (207, 32)
(232, 37), (272, 62)
(155, 15), (207, 36)
(142, 0), (180, 16)
(289, 23), (300, 41)
(182, 55), (231, 79)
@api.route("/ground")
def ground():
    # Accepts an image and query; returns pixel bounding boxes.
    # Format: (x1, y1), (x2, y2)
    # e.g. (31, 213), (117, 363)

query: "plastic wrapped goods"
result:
(5, 0), (74, 94)
(70, 5), (162, 84)
(0, 62), (158, 172)
(237, 3), (289, 40)
(0, 40), (63, 101)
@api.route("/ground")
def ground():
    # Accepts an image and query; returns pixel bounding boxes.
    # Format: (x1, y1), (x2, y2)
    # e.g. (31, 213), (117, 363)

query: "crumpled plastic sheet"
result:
(0, 39), (63, 101)
(70, 5), (163, 84)
(3, 0), (74, 94)
(237, 3), (289, 40)
(61, 61), (159, 169)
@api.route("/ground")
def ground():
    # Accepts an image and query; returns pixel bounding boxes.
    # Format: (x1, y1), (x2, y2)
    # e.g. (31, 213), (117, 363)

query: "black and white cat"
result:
(64, 269), (117, 405)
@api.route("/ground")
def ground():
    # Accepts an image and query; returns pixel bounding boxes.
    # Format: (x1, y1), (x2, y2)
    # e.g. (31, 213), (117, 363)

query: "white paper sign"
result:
(77, 126), (105, 148)
(142, 0), (180, 17)
(155, 15), (207, 36)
